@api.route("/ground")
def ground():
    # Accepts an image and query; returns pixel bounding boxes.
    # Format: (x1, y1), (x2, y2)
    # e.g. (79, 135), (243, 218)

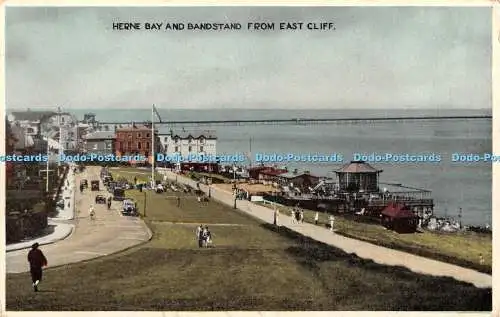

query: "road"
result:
(6, 166), (151, 274)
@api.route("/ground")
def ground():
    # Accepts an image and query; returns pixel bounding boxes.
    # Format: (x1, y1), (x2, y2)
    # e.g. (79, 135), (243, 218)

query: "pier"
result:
(96, 115), (491, 127)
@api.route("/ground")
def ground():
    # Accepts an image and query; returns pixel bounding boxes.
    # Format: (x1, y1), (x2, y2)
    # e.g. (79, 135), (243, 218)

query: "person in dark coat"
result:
(27, 243), (48, 292)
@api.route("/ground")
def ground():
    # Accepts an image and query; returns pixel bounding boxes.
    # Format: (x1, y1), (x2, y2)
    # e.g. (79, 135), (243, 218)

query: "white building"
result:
(59, 123), (79, 152)
(8, 110), (56, 137)
(159, 130), (217, 158)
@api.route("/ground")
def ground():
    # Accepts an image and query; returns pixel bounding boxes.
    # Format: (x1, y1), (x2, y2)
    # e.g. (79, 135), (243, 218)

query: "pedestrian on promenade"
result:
(196, 225), (204, 248)
(290, 209), (295, 224)
(314, 212), (319, 225)
(329, 215), (335, 232)
(300, 210), (304, 223)
(89, 205), (95, 220)
(27, 243), (48, 292)
(273, 208), (279, 226)
(177, 196), (181, 207)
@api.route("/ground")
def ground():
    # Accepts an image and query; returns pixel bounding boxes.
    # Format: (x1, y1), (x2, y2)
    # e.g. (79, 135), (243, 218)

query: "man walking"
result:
(314, 212), (319, 225)
(27, 243), (48, 292)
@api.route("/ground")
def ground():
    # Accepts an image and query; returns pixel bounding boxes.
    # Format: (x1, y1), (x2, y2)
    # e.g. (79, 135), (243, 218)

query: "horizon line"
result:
(6, 107), (492, 111)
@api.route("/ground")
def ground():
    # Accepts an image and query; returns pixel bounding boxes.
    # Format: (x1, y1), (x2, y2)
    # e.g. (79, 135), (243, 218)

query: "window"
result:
(188, 137), (193, 144)
(92, 143), (98, 150)
(146, 142), (150, 149)
(164, 137), (168, 142)
(138, 133), (142, 138)
(200, 146), (204, 152)
(128, 133), (132, 139)
(138, 142), (142, 149)
(146, 133), (150, 138)
(188, 146), (192, 152)
(128, 141), (132, 148)
(200, 137), (205, 144)
(175, 146), (179, 152)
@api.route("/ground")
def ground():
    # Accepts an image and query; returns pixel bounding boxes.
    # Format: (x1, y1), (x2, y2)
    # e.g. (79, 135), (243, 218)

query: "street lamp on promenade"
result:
(233, 165), (237, 209)
(143, 191), (147, 217)
(234, 190), (237, 209)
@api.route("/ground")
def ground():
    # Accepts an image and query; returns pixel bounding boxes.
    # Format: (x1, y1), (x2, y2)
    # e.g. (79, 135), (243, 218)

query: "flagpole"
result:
(151, 104), (155, 188)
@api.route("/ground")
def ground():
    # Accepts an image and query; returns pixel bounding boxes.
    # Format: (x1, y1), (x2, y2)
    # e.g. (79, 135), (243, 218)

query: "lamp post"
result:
(57, 107), (62, 177)
(234, 190), (237, 209)
(208, 177), (211, 198)
(143, 191), (147, 217)
(233, 165), (237, 208)
(46, 140), (50, 193)
(458, 207), (462, 229)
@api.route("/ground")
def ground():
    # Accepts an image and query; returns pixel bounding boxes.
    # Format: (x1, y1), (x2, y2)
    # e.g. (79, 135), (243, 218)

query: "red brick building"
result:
(115, 124), (160, 164)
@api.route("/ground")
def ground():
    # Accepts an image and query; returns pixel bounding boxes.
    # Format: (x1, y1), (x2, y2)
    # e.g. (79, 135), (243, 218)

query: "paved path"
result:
(6, 166), (152, 274)
(160, 169), (492, 289)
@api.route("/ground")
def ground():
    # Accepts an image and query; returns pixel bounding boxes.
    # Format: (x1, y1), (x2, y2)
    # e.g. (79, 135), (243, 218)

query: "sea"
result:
(69, 108), (492, 226)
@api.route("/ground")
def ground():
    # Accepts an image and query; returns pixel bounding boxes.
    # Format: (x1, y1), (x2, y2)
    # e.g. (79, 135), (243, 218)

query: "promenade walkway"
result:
(6, 166), (152, 274)
(160, 169), (492, 289)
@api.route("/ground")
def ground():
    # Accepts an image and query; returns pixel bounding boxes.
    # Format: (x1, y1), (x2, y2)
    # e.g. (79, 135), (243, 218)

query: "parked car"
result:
(91, 180), (100, 191)
(56, 199), (65, 209)
(113, 188), (126, 201)
(80, 179), (88, 188)
(95, 195), (106, 204)
(103, 175), (113, 185)
(122, 199), (138, 216)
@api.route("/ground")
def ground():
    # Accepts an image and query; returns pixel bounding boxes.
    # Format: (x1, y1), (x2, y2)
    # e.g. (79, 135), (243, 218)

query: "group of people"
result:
(196, 225), (213, 248)
(291, 207), (305, 224)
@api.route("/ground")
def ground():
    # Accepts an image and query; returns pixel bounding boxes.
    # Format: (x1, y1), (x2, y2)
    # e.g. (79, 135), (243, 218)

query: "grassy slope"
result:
(6, 168), (491, 311)
(256, 202), (492, 274)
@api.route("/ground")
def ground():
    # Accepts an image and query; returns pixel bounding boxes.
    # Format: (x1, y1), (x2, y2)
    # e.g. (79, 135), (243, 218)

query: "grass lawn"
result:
(5, 168), (491, 311)
(257, 202), (492, 274)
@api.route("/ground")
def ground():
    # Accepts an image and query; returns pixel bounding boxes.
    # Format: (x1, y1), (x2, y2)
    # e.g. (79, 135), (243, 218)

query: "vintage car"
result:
(122, 199), (138, 216)
(91, 180), (100, 191)
(80, 179), (88, 188)
(56, 199), (65, 209)
(95, 195), (107, 204)
(113, 187), (125, 201)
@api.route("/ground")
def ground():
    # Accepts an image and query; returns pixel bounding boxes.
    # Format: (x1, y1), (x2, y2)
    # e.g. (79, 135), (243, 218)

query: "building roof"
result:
(248, 165), (269, 171)
(84, 131), (115, 140)
(279, 172), (318, 179)
(10, 111), (56, 122)
(335, 161), (382, 174)
(161, 130), (217, 139)
(381, 203), (416, 218)
(116, 124), (154, 132)
(259, 169), (288, 176)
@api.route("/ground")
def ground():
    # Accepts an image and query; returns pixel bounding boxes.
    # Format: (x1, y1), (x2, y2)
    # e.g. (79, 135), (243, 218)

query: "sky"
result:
(5, 6), (492, 110)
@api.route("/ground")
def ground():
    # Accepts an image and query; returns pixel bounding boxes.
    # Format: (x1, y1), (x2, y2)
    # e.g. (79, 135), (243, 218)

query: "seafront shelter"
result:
(335, 160), (382, 192)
